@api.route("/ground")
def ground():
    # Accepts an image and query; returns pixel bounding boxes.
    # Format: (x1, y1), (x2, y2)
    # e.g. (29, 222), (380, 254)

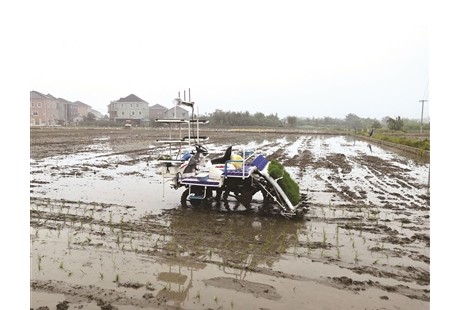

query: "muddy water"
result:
(30, 130), (429, 309)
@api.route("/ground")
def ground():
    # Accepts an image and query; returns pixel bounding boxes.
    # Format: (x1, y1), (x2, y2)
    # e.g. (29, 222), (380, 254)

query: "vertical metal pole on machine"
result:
(188, 118), (191, 148)
(242, 147), (245, 179)
(197, 106), (200, 143)
(191, 105), (195, 142)
(162, 171), (165, 201)
(169, 123), (172, 156)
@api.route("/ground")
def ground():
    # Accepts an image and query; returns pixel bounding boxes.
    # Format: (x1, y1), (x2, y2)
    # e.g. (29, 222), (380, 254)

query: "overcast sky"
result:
(29, 0), (429, 120)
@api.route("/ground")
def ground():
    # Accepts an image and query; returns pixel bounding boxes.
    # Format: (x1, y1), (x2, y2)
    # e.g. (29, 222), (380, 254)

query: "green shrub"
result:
(268, 161), (301, 206)
(373, 134), (430, 151)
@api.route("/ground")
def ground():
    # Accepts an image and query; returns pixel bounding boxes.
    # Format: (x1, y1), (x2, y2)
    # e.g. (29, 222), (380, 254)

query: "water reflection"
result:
(155, 261), (205, 306)
(165, 210), (306, 273)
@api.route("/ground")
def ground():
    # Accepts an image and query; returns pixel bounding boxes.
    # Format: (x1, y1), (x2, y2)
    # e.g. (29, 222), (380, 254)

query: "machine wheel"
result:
(237, 188), (253, 209)
(190, 198), (202, 207)
(180, 187), (205, 208)
(222, 190), (230, 201)
(180, 189), (189, 208)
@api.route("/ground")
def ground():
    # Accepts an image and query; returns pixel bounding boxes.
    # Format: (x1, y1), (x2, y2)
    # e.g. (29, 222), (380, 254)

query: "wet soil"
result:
(30, 127), (430, 309)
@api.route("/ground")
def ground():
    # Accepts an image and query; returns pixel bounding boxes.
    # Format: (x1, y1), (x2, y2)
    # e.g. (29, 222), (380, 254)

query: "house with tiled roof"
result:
(108, 94), (150, 125)
(149, 104), (168, 120)
(55, 97), (71, 124)
(30, 90), (60, 126)
(164, 106), (189, 119)
(74, 101), (92, 120)
(90, 109), (103, 119)
(30, 90), (98, 126)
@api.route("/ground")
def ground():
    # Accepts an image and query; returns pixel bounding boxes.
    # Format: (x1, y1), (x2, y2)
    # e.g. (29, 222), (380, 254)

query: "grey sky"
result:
(29, 0), (429, 120)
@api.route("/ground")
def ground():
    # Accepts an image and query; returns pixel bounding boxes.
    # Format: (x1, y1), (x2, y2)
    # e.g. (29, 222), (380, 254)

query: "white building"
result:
(164, 106), (190, 119)
(108, 94), (150, 125)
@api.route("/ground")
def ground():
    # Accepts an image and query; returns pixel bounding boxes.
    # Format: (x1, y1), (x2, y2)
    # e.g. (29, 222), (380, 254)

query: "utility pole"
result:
(419, 99), (427, 135)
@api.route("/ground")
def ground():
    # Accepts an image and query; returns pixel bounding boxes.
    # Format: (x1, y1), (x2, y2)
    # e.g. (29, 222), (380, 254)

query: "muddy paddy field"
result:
(30, 127), (430, 310)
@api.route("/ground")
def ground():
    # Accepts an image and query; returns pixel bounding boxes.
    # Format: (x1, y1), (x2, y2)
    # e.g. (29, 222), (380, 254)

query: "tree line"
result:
(205, 110), (283, 127)
(79, 110), (430, 132)
(205, 110), (429, 131)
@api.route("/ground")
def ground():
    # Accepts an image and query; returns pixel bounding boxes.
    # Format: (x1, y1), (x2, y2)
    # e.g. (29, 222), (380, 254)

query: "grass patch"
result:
(372, 133), (430, 151)
(268, 160), (300, 206)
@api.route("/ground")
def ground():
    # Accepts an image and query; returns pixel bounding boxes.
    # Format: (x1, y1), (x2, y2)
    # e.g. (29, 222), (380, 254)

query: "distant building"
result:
(164, 106), (189, 119)
(30, 91), (59, 126)
(149, 104), (168, 120)
(55, 97), (76, 125)
(89, 109), (103, 120)
(30, 90), (97, 126)
(108, 94), (150, 126)
(74, 101), (92, 120)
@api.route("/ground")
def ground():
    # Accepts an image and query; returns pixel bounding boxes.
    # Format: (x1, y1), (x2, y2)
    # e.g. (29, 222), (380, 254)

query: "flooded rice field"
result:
(30, 128), (430, 309)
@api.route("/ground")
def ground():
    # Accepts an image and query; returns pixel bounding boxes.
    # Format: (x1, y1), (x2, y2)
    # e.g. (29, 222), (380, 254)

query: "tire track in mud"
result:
(270, 137), (362, 203)
(310, 153), (365, 203)
(355, 154), (427, 202)
(300, 148), (428, 210)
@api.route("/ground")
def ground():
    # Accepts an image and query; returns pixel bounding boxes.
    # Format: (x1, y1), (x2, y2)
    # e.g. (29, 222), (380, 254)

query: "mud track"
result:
(30, 128), (430, 310)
